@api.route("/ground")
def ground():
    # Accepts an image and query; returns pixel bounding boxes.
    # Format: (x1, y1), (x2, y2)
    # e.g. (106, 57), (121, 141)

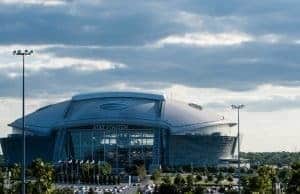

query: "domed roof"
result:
(9, 92), (235, 135)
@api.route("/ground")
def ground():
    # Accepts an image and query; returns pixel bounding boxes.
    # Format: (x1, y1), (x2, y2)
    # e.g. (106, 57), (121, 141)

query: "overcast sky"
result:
(0, 0), (300, 152)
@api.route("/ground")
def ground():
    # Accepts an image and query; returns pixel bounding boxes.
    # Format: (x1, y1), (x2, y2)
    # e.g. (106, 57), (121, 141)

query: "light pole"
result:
(231, 104), (245, 194)
(13, 49), (33, 194)
(92, 135), (96, 184)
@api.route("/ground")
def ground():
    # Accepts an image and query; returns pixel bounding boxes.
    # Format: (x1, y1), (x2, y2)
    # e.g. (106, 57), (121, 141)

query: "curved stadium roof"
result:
(9, 92), (235, 135)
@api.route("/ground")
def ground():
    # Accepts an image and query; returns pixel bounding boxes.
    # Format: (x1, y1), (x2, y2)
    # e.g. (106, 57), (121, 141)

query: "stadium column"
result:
(150, 99), (164, 172)
(150, 127), (161, 172)
(128, 129), (132, 168)
(116, 127), (119, 174)
(53, 128), (67, 162)
(103, 130), (106, 163)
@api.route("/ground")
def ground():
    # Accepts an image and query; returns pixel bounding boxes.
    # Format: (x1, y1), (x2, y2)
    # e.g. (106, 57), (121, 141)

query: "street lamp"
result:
(13, 49), (33, 194)
(231, 104), (244, 194)
(92, 135), (96, 184)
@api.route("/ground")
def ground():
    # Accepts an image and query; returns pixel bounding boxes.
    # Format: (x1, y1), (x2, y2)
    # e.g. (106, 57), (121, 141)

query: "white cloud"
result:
(163, 84), (300, 108)
(0, 51), (127, 73)
(152, 32), (300, 48)
(154, 32), (253, 47)
(31, 55), (127, 71)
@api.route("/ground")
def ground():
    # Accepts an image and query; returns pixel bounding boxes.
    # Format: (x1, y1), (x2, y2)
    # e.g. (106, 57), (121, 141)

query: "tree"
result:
(257, 165), (276, 192)
(174, 174), (185, 188)
(159, 183), (178, 194)
(278, 168), (291, 184)
(151, 169), (161, 184)
(30, 158), (55, 193)
(216, 172), (224, 184)
(228, 167), (235, 174)
(136, 164), (146, 180)
(99, 162), (112, 176)
(227, 175), (234, 183)
(26, 181), (36, 194)
(9, 164), (21, 193)
(196, 174), (202, 182)
(162, 175), (172, 185)
(185, 174), (194, 193)
(194, 185), (205, 194)
(11, 164), (21, 181)
(241, 152), (300, 167)
(207, 174), (214, 182)
(186, 174), (194, 187)
(0, 168), (5, 194)
(242, 165), (276, 193)
(81, 162), (92, 183)
(287, 162), (300, 193)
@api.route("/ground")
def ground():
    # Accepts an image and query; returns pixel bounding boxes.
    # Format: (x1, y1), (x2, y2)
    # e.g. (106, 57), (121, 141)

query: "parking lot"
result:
(55, 183), (138, 194)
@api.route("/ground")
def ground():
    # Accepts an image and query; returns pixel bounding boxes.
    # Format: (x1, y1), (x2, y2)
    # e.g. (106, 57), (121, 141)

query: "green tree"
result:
(162, 175), (172, 185)
(136, 164), (146, 180)
(99, 162), (112, 176)
(185, 174), (194, 193)
(216, 172), (224, 184)
(207, 174), (214, 182)
(278, 168), (291, 184)
(159, 183), (178, 194)
(9, 164), (21, 193)
(196, 174), (202, 182)
(11, 164), (21, 181)
(194, 185), (205, 194)
(151, 169), (161, 184)
(174, 174), (185, 188)
(81, 162), (92, 183)
(227, 175), (234, 183)
(287, 162), (300, 194)
(242, 165), (276, 193)
(0, 168), (5, 194)
(257, 165), (276, 192)
(186, 174), (194, 187)
(241, 152), (300, 167)
(30, 158), (55, 194)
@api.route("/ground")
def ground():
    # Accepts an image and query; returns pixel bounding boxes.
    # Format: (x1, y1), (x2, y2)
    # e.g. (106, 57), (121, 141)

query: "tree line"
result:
(241, 152), (300, 167)
(149, 161), (300, 194)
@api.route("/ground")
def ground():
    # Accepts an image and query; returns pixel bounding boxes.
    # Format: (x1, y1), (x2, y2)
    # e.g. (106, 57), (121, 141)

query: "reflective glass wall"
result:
(62, 124), (156, 172)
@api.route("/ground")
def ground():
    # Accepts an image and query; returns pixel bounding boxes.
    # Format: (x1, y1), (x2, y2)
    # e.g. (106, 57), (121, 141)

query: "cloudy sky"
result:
(0, 0), (300, 152)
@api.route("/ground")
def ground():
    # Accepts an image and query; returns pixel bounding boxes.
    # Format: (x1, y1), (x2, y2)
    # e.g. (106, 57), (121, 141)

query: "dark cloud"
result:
(38, 42), (300, 91)
(1, 0), (300, 98)
(0, 1), (183, 45)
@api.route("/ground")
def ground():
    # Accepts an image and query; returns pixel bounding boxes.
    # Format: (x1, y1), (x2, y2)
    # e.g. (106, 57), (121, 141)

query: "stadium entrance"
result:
(54, 124), (162, 173)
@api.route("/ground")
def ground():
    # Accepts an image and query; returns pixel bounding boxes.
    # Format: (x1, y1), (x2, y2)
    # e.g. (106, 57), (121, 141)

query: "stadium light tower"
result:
(231, 104), (245, 194)
(12, 49), (33, 194)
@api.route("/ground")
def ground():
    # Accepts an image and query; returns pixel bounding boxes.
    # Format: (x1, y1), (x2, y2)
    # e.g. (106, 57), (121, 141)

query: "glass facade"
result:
(168, 134), (236, 166)
(61, 124), (157, 172)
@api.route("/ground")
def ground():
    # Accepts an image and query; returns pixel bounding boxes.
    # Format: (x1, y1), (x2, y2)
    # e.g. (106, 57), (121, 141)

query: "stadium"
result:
(1, 92), (237, 172)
